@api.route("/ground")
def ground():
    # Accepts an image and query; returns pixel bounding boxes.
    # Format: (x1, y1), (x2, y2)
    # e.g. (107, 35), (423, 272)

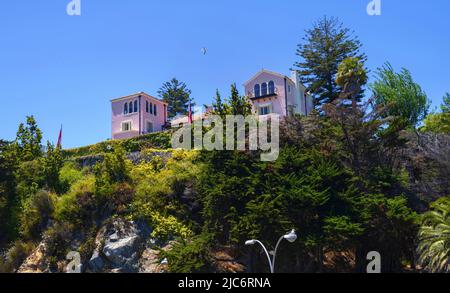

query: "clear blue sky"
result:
(1, 0), (449, 148)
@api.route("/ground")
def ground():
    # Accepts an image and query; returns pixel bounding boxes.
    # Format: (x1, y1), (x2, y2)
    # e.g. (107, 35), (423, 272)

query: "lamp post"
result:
(245, 229), (297, 273)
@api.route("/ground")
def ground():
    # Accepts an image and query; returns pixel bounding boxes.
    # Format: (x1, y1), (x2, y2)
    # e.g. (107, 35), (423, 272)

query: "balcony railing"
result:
(247, 88), (279, 100)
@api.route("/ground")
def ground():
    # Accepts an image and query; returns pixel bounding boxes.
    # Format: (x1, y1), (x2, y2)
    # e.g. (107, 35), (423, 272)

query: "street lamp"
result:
(245, 229), (297, 273)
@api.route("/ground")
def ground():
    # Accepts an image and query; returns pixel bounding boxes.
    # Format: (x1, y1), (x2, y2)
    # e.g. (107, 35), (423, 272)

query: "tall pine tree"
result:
(294, 16), (366, 108)
(158, 78), (193, 118)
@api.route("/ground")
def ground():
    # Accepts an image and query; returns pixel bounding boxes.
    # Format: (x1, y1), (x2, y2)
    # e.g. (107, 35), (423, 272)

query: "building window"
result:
(134, 100), (138, 112)
(129, 102), (133, 113)
(259, 105), (271, 115)
(268, 81), (275, 95)
(261, 82), (268, 96)
(124, 103), (128, 115)
(149, 103), (153, 114)
(288, 85), (291, 93)
(146, 101), (149, 113)
(146, 121), (153, 133)
(154, 104), (157, 116)
(254, 84), (260, 97)
(121, 121), (132, 132)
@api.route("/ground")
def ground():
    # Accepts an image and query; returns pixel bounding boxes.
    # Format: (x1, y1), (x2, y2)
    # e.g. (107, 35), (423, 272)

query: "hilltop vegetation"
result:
(0, 93), (448, 273)
(1, 16), (449, 273)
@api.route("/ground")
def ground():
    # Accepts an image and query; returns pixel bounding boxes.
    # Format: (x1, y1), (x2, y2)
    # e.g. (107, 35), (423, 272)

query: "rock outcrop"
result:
(88, 218), (151, 273)
(138, 242), (173, 273)
(17, 240), (51, 273)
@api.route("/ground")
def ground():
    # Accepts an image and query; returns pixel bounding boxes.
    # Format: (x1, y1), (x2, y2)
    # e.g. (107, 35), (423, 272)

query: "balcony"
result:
(247, 88), (279, 100)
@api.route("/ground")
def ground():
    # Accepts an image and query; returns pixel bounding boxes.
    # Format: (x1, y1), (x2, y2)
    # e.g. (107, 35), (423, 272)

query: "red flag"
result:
(57, 125), (63, 148)
(188, 104), (193, 124)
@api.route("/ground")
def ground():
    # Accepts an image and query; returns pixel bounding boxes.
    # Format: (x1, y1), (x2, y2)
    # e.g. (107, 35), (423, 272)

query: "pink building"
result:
(244, 69), (313, 117)
(111, 92), (168, 140)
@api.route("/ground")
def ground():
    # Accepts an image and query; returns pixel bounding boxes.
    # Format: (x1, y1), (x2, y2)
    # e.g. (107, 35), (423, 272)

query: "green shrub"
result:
(43, 142), (64, 193)
(59, 162), (83, 194)
(161, 233), (213, 273)
(54, 175), (96, 227)
(94, 147), (131, 185)
(20, 191), (56, 241)
(0, 241), (35, 273)
(44, 222), (74, 269)
(62, 131), (172, 159)
(15, 159), (45, 202)
(129, 150), (200, 239)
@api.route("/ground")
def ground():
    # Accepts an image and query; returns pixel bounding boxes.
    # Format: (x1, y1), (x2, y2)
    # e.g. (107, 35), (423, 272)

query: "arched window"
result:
(129, 102), (133, 113)
(150, 102), (153, 114)
(268, 81), (275, 95)
(134, 100), (138, 112)
(261, 82), (268, 96)
(124, 103), (128, 115)
(154, 104), (157, 116)
(254, 84), (260, 97)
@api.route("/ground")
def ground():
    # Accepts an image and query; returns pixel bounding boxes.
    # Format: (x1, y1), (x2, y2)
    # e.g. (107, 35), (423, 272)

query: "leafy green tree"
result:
(211, 85), (251, 117)
(15, 116), (43, 162)
(422, 113), (450, 134)
(294, 16), (367, 108)
(43, 142), (64, 193)
(212, 89), (226, 117)
(422, 93), (450, 134)
(417, 197), (450, 273)
(158, 78), (193, 118)
(371, 63), (430, 128)
(0, 140), (19, 242)
(336, 57), (368, 109)
(228, 84), (252, 116)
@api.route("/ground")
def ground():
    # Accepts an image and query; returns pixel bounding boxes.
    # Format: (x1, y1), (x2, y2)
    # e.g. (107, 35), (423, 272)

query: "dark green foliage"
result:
(43, 142), (64, 193)
(161, 233), (213, 273)
(197, 107), (419, 272)
(15, 116), (42, 162)
(294, 16), (367, 107)
(212, 89), (225, 116)
(20, 191), (55, 241)
(212, 84), (252, 117)
(228, 84), (252, 116)
(0, 140), (19, 242)
(158, 78), (193, 118)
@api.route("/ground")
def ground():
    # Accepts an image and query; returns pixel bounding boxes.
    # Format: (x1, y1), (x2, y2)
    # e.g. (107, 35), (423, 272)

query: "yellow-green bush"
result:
(54, 175), (96, 226)
(59, 162), (84, 193)
(130, 203), (192, 242)
(128, 150), (200, 241)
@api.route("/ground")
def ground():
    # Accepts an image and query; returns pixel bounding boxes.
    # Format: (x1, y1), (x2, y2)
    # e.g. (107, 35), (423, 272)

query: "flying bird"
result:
(201, 47), (207, 55)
